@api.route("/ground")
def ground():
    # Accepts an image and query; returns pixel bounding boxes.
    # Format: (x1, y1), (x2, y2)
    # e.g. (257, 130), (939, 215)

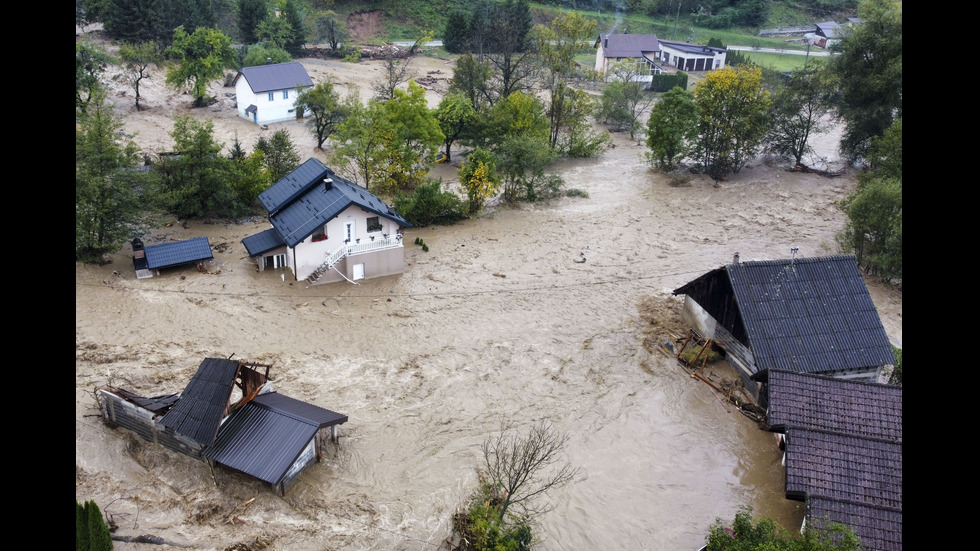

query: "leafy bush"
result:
(649, 72), (688, 93)
(889, 346), (902, 386)
(393, 179), (468, 227)
(77, 500), (113, 551)
(450, 479), (533, 551)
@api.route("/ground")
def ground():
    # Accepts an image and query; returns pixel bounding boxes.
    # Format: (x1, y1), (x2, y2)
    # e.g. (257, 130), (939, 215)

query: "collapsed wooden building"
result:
(97, 357), (348, 496)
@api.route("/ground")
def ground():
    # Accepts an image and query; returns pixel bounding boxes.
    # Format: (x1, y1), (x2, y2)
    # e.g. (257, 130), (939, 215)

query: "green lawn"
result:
(737, 50), (824, 73)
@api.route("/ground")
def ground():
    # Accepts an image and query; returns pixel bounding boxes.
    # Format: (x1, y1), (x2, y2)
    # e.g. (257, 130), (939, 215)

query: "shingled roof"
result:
(766, 370), (902, 443)
(595, 33), (660, 59)
(767, 371), (902, 550)
(673, 255), (895, 378)
(256, 158), (412, 248)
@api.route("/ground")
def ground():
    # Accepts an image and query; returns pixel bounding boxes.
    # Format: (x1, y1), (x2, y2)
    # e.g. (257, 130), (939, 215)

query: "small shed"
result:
(132, 236), (214, 279)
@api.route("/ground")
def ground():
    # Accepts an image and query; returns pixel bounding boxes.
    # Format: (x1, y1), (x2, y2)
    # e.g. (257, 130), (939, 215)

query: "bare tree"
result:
(481, 421), (579, 520)
(371, 52), (416, 102)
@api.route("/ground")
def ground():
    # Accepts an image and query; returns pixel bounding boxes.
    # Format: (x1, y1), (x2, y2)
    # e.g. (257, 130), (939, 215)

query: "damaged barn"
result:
(98, 357), (347, 496)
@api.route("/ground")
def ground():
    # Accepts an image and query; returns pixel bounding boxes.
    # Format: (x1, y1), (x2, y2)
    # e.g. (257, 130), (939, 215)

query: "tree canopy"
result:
(705, 506), (861, 550)
(165, 26), (237, 107)
(646, 86), (700, 171)
(692, 65), (771, 177)
(828, 0), (902, 160)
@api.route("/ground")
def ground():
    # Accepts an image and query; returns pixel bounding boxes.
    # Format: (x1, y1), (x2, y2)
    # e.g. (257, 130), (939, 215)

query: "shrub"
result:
(78, 500), (113, 551)
(680, 343), (722, 366)
(394, 179), (468, 227)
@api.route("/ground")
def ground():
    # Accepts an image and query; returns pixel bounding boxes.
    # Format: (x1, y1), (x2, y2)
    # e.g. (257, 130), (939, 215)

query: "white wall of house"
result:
(291, 205), (405, 282)
(660, 45), (727, 72)
(235, 77), (305, 125)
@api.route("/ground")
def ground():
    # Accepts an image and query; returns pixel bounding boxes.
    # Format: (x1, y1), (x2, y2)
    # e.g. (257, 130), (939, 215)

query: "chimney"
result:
(733, 252), (740, 264)
(324, 177), (333, 192)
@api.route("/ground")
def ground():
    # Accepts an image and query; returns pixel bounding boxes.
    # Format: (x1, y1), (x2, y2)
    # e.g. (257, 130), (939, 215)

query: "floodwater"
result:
(76, 127), (898, 550)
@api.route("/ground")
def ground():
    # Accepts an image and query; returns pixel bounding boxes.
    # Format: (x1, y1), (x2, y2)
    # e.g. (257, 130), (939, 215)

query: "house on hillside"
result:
(233, 62), (314, 125)
(594, 33), (665, 82)
(658, 39), (727, 72)
(98, 357), (348, 496)
(672, 254), (896, 399)
(242, 158), (413, 285)
(764, 370), (902, 550)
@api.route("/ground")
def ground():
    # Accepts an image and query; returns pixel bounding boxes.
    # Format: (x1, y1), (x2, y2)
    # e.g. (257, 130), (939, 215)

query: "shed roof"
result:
(159, 358), (241, 447)
(203, 392), (348, 486)
(595, 33), (660, 58)
(256, 158), (412, 248)
(234, 62), (313, 94)
(673, 255), (895, 377)
(784, 428), (902, 511)
(142, 237), (213, 271)
(766, 370), (902, 443)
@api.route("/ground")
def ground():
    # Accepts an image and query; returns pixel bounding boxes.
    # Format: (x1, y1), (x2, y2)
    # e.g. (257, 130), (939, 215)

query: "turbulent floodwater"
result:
(76, 127), (897, 550)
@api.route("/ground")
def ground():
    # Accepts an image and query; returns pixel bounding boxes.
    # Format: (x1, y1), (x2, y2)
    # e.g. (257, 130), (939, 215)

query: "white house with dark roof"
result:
(658, 39), (727, 72)
(594, 33), (665, 82)
(242, 158), (413, 284)
(233, 62), (314, 125)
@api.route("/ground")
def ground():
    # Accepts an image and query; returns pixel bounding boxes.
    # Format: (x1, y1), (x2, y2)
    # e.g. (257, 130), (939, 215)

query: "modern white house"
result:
(233, 62), (314, 125)
(658, 40), (727, 72)
(242, 158), (413, 285)
(594, 33), (665, 82)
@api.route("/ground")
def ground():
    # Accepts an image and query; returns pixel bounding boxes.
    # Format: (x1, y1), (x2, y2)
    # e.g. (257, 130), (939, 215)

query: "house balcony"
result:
(324, 233), (404, 269)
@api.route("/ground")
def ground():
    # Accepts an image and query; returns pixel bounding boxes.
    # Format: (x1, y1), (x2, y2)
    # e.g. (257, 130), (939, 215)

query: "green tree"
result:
(256, 129), (301, 182)
(241, 43), (292, 67)
(371, 53), (416, 102)
(693, 65), (771, 178)
(256, 13), (293, 51)
(76, 87), (146, 262)
(706, 506), (860, 550)
(479, 0), (537, 104)
(118, 41), (163, 111)
(449, 54), (494, 112)
(86, 500), (114, 551)
(295, 80), (348, 149)
(393, 179), (468, 227)
(646, 86), (700, 171)
(828, 0), (902, 160)
(435, 92), (477, 162)
(836, 117), (902, 280)
(535, 11), (597, 151)
(451, 422), (577, 551)
(76, 38), (114, 113)
(157, 115), (239, 218)
(330, 96), (388, 192)
(599, 60), (655, 139)
(314, 10), (346, 52)
(766, 67), (833, 167)
(103, 0), (160, 43)
(229, 147), (270, 208)
(377, 81), (445, 192)
(237, 0), (268, 44)
(165, 26), (237, 107)
(76, 500), (90, 551)
(458, 147), (500, 213)
(443, 9), (471, 54)
(281, 0), (308, 55)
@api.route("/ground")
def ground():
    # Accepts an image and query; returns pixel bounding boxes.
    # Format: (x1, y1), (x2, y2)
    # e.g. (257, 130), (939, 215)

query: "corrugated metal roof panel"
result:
(160, 358), (240, 446)
(143, 237), (213, 270)
(236, 62), (313, 94)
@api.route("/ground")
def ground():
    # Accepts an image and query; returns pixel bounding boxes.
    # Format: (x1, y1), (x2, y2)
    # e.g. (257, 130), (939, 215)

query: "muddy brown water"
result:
(76, 126), (899, 550)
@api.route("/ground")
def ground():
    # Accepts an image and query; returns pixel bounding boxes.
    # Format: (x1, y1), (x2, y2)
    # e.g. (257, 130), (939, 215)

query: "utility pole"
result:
(673, 2), (681, 40)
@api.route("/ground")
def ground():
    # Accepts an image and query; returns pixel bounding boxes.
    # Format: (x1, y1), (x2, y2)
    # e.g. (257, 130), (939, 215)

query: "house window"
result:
(366, 217), (382, 232)
(312, 226), (327, 242)
(268, 92), (274, 101)
(283, 90), (289, 99)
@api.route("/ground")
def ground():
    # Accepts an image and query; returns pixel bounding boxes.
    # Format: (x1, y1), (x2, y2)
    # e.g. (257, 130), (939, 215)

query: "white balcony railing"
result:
(324, 233), (404, 269)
